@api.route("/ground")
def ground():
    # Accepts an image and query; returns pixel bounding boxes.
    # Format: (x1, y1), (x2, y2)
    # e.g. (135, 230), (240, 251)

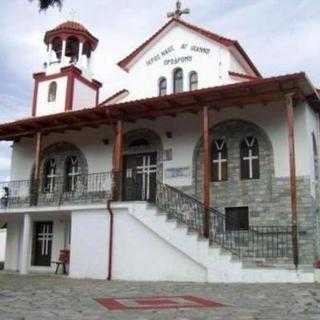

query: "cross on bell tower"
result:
(167, 1), (190, 19)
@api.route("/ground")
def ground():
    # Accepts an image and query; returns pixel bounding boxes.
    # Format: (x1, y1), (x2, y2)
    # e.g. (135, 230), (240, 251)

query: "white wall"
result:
(69, 209), (109, 279)
(69, 204), (206, 281)
(73, 79), (96, 110)
(122, 24), (244, 101)
(0, 229), (7, 262)
(36, 76), (68, 116)
(10, 101), (315, 188)
(5, 219), (21, 271)
(112, 209), (206, 282)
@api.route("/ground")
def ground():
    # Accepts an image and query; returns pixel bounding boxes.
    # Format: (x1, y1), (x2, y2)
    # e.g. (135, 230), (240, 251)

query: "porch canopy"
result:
(0, 72), (319, 141)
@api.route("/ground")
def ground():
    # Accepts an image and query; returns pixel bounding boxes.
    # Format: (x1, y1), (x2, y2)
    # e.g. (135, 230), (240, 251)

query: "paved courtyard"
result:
(0, 273), (320, 320)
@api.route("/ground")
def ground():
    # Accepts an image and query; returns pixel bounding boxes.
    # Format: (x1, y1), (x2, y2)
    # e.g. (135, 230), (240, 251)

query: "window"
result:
(159, 77), (167, 96)
(43, 159), (57, 193)
(65, 156), (81, 192)
(66, 36), (79, 63)
(189, 71), (198, 91)
(173, 68), (183, 93)
(212, 138), (228, 181)
(48, 81), (57, 102)
(52, 37), (62, 61)
(225, 207), (249, 231)
(312, 132), (319, 180)
(240, 136), (260, 179)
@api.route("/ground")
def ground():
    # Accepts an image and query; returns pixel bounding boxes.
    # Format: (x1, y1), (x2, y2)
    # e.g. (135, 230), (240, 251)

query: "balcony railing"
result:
(0, 172), (114, 209)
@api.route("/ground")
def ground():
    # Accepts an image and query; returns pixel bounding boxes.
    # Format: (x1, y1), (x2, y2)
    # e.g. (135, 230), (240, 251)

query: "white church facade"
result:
(0, 4), (320, 282)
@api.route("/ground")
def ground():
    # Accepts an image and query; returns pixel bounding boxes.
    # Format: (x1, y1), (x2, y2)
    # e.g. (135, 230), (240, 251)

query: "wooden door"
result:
(123, 152), (157, 202)
(32, 221), (53, 266)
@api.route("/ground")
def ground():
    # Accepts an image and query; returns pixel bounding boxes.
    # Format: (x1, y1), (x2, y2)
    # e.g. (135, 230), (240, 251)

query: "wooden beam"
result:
(285, 93), (299, 268)
(202, 106), (211, 238)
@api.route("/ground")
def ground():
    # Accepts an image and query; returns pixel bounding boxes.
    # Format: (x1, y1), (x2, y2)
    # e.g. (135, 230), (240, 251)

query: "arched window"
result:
(212, 139), (228, 181)
(66, 36), (79, 63)
(189, 71), (198, 91)
(173, 68), (183, 93)
(48, 81), (57, 102)
(52, 37), (62, 61)
(312, 132), (319, 180)
(43, 159), (57, 193)
(240, 136), (260, 179)
(159, 77), (167, 96)
(65, 156), (81, 192)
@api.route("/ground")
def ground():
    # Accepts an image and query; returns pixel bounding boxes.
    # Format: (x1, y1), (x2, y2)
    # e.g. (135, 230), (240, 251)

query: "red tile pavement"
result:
(96, 295), (224, 311)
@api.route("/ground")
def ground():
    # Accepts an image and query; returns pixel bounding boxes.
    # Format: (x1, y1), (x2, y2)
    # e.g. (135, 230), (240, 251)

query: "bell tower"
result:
(32, 21), (102, 117)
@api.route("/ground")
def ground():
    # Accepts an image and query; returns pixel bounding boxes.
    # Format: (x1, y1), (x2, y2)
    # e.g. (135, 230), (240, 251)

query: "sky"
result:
(0, 0), (319, 180)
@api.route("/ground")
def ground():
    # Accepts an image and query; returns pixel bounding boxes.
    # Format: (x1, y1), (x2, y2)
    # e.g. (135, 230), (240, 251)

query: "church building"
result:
(0, 2), (320, 282)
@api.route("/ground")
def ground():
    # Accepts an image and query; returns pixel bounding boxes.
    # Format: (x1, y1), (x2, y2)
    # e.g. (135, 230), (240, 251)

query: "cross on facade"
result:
(167, 1), (190, 19)
(243, 137), (258, 179)
(212, 140), (227, 181)
(67, 158), (80, 191)
(38, 224), (53, 256)
(46, 160), (58, 193)
(136, 155), (157, 200)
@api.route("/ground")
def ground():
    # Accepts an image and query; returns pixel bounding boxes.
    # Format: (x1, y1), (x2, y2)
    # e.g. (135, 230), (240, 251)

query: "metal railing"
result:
(0, 172), (114, 209)
(156, 181), (293, 259)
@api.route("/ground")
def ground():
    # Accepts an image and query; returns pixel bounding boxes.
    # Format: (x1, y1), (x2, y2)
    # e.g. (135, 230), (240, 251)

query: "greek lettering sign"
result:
(146, 43), (211, 67)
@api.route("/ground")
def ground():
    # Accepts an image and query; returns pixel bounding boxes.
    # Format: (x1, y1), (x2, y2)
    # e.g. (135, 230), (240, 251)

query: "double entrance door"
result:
(123, 152), (157, 202)
(32, 222), (53, 267)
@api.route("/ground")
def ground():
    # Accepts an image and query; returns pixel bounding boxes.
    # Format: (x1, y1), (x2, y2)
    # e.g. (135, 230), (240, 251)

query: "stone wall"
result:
(188, 119), (317, 265)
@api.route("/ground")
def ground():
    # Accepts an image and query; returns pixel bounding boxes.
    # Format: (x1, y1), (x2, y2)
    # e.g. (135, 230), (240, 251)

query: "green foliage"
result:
(30, 0), (63, 11)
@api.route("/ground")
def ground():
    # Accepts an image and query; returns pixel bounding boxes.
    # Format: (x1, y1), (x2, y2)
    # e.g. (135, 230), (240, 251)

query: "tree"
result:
(30, 0), (63, 11)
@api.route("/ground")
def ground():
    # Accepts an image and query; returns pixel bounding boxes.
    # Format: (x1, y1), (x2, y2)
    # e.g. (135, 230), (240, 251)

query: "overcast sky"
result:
(0, 0), (319, 180)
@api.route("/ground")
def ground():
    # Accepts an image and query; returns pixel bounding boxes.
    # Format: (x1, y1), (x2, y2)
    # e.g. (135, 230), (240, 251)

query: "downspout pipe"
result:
(107, 198), (114, 281)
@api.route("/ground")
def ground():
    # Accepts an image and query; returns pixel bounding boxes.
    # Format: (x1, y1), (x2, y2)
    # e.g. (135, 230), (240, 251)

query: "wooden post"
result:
(202, 106), (211, 238)
(34, 132), (42, 181)
(112, 120), (123, 200)
(285, 93), (299, 268)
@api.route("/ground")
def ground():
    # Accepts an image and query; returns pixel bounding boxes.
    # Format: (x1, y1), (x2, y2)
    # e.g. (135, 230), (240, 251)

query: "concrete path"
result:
(0, 273), (320, 320)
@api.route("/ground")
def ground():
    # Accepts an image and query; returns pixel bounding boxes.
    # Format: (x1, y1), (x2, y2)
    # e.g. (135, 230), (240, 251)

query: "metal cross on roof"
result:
(167, 1), (190, 19)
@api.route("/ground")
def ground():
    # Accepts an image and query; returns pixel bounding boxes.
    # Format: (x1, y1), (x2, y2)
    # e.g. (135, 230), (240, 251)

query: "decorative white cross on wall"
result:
(67, 159), (80, 192)
(243, 137), (258, 179)
(212, 140), (227, 181)
(46, 166), (58, 193)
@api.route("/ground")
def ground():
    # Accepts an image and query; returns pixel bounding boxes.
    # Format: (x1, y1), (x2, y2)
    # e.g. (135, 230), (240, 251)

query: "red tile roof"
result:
(0, 72), (318, 141)
(99, 89), (129, 106)
(117, 18), (261, 77)
(44, 21), (98, 49)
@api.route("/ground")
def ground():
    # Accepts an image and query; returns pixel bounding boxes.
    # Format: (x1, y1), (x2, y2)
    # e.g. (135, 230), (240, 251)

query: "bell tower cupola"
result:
(44, 21), (98, 75)
(31, 21), (102, 117)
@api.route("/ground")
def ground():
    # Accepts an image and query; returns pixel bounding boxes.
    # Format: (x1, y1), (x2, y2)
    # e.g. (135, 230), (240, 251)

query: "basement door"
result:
(123, 152), (157, 202)
(32, 222), (53, 267)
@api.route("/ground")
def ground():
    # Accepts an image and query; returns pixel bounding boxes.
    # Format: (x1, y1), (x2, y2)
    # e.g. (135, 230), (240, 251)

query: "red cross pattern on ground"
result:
(96, 295), (224, 311)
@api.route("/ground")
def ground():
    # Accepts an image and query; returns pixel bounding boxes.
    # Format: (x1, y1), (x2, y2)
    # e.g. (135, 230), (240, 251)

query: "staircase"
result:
(128, 181), (314, 283)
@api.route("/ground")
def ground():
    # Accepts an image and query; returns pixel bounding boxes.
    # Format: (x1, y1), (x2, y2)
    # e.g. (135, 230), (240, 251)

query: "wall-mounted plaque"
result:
(166, 167), (190, 179)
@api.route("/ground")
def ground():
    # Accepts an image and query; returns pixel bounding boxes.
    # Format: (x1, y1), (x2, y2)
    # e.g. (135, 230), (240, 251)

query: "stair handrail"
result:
(156, 180), (293, 258)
